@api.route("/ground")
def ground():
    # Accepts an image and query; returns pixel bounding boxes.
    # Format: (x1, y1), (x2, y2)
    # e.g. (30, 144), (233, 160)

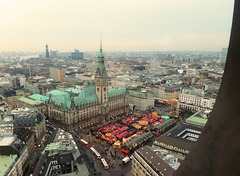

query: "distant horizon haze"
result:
(0, 0), (234, 52)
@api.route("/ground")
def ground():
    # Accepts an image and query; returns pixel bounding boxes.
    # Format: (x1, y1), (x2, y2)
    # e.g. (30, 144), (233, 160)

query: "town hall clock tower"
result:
(95, 37), (108, 105)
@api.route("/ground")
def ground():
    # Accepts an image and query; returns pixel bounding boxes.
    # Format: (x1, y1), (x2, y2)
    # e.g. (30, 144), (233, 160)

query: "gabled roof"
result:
(49, 86), (98, 111)
(124, 131), (153, 148)
(50, 93), (72, 111)
(74, 86), (98, 106)
(108, 88), (126, 98)
(154, 119), (176, 130)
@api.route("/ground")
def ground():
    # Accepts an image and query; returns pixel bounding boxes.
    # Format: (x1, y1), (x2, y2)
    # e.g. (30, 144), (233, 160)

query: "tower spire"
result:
(100, 32), (102, 54)
(46, 43), (49, 58)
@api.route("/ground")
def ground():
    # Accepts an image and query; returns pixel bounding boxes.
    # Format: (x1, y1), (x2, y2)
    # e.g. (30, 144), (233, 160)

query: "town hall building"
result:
(47, 42), (129, 131)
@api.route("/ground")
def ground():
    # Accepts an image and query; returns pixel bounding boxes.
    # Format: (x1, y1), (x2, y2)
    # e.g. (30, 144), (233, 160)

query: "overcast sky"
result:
(0, 0), (234, 52)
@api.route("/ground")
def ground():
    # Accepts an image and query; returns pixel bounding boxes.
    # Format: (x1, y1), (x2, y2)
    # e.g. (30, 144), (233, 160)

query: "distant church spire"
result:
(46, 43), (49, 58)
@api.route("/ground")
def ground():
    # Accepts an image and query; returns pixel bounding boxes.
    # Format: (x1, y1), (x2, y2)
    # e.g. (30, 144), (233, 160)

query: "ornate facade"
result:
(47, 42), (129, 131)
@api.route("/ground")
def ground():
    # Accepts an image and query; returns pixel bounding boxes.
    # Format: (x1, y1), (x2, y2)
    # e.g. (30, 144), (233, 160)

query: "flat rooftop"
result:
(19, 97), (42, 105)
(29, 94), (49, 101)
(45, 141), (61, 151)
(0, 137), (15, 146)
(186, 111), (208, 126)
(136, 146), (174, 175)
(0, 155), (17, 176)
(154, 123), (203, 150)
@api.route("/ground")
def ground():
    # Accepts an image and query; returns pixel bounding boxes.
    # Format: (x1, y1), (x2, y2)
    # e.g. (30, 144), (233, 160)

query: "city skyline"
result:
(0, 0), (234, 52)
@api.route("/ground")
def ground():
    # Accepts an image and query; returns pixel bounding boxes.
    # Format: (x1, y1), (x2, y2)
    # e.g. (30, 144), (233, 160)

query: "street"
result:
(73, 131), (132, 176)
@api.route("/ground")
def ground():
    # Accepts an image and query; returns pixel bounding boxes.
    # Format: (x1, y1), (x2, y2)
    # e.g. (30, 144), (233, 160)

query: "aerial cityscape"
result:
(0, 1), (234, 176)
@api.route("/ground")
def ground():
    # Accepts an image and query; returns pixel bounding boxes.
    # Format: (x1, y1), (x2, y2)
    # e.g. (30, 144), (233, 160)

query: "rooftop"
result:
(0, 137), (15, 146)
(11, 108), (44, 126)
(128, 90), (146, 98)
(123, 131), (153, 149)
(136, 146), (174, 176)
(45, 141), (61, 151)
(65, 88), (82, 94)
(108, 88), (126, 98)
(186, 111), (208, 126)
(29, 94), (49, 101)
(154, 123), (203, 151)
(0, 155), (18, 176)
(18, 97), (42, 105)
(47, 90), (70, 96)
(14, 128), (33, 143)
(49, 86), (98, 111)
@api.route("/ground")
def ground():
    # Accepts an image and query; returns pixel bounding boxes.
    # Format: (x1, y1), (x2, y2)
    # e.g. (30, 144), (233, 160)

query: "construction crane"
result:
(169, 91), (179, 118)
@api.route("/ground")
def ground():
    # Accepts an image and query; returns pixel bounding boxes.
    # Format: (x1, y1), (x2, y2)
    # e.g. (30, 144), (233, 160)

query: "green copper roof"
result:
(49, 90), (72, 111)
(75, 95), (98, 106)
(108, 88), (126, 98)
(65, 88), (82, 94)
(74, 86), (98, 106)
(45, 141), (61, 151)
(96, 35), (106, 76)
(29, 94), (49, 101)
(50, 93), (72, 111)
(0, 155), (18, 176)
(47, 90), (69, 96)
(186, 111), (208, 126)
(97, 63), (105, 76)
(49, 87), (98, 111)
(19, 97), (42, 105)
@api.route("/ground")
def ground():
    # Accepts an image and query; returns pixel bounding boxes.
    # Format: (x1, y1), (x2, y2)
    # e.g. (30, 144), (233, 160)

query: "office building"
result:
(46, 44), (49, 58)
(221, 48), (228, 64)
(132, 145), (183, 176)
(50, 68), (66, 82)
(179, 88), (216, 111)
(128, 90), (154, 111)
(71, 49), (83, 60)
(11, 108), (46, 144)
(0, 136), (29, 176)
(152, 123), (203, 157)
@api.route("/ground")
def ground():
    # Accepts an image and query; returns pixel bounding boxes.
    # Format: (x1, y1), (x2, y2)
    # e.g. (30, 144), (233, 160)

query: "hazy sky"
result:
(0, 0), (234, 52)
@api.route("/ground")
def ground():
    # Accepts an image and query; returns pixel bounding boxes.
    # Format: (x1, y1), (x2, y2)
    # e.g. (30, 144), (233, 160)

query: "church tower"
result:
(46, 44), (50, 58)
(95, 36), (108, 104)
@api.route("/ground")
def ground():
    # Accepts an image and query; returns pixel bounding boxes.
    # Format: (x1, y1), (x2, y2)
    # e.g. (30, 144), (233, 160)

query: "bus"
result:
(80, 139), (89, 147)
(90, 147), (101, 159)
(101, 158), (109, 169)
(122, 156), (130, 164)
(121, 148), (130, 154)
